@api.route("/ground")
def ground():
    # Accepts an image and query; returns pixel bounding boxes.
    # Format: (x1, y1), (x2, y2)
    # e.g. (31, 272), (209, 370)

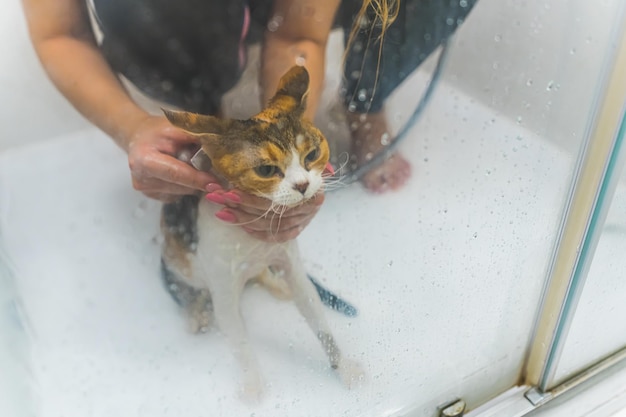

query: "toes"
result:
(337, 358), (367, 389)
(387, 158), (411, 191)
(361, 154), (412, 193)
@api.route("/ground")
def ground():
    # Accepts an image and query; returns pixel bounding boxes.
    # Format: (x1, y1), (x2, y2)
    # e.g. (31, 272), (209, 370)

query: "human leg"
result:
(339, 0), (478, 192)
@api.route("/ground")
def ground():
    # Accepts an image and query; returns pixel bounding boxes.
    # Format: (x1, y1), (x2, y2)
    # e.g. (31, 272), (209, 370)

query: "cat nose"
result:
(293, 181), (309, 195)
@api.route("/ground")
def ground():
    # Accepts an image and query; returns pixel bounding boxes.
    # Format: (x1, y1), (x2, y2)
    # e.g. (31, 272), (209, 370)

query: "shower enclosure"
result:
(1, 0), (626, 416)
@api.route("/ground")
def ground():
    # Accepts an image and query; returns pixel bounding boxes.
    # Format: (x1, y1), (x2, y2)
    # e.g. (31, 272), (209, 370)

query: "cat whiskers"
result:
(323, 176), (348, 192)
(322, 153), (351, 192)
(222, 202), (276, 228)
(268, 202), (290, 238)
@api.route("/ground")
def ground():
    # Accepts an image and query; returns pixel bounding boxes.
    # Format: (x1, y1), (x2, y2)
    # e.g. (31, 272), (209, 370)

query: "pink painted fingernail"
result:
(325, 162), (335, 176)
(215, 210), (237, 223)
(205, 193), (226, 204)
(205, 183), (223, 193)
(223, 192), (241, 203)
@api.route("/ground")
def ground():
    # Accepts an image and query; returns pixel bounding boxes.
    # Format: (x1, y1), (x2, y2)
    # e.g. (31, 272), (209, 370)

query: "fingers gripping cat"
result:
(160, 66), (365, 401)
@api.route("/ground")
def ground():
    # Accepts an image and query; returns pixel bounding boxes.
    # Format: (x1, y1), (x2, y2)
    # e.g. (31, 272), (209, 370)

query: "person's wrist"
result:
(110, 105), (153, 153)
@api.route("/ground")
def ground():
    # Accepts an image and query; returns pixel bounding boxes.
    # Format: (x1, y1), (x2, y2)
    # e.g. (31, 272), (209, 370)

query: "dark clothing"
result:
(92, 0), (477, 115)
(93, 0), (248, 114)
(339, 0), (477, 112)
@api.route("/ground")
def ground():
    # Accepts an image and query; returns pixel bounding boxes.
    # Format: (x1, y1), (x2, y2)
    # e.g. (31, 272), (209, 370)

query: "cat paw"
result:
(238, 374), (265, 404)
(336, 358), (366, 389)
(187, 309), (212, 334)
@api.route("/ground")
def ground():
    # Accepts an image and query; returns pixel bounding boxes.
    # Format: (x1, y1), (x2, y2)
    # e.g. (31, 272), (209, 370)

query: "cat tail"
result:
(307, 275), (358, 317)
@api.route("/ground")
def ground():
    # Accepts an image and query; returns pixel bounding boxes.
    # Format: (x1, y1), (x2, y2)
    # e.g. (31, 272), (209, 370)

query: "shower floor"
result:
(0, 77), (571, 416)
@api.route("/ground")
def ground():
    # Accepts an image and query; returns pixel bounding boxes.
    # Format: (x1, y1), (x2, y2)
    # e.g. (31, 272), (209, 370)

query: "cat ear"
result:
(162, 109), (233, 135)
(274, 65), (310, 106)
(260, 65), (310, 119)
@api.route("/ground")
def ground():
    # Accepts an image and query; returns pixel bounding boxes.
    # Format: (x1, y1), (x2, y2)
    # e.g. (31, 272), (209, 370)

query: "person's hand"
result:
(126, 115), (216, 202)
(127, 115), (328, 241)
(204, 184), (326, 243)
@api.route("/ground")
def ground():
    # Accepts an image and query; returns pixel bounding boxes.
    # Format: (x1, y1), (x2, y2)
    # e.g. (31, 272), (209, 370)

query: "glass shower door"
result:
(1, 0), (626, 416)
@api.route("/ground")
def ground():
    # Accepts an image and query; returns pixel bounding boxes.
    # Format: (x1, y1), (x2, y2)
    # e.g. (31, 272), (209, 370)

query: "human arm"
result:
(22, 0), (333, 241)
(201, 0), (337, 241)
(200, 0), (338, 241)
(21, 0), (215, 201)
(261, 0), (341, 120)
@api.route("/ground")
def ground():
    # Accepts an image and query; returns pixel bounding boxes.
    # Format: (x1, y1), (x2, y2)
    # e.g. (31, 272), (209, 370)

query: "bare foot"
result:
(336, 357), (367, 389)
(347, 111), (411, 193)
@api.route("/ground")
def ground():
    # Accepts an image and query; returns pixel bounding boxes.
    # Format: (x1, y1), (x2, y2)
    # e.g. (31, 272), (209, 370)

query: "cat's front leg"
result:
(211, 283), (265, 403)
(276, 249), (366, 389)
(316, 330), (366, 389)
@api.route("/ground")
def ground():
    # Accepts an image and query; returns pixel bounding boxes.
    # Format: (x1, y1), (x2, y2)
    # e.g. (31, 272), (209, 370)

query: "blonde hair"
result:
(347, 0), (400, 47)
(344, 0), (400, 108)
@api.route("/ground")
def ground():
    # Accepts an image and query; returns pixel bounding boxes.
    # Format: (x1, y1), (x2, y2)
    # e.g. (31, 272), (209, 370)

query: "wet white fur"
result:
(267, 149), (324, 207)
(177, 150), (364, 402)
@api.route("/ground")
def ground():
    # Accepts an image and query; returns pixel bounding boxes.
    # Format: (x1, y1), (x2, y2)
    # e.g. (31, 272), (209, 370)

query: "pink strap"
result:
(238, 5), (251, 70)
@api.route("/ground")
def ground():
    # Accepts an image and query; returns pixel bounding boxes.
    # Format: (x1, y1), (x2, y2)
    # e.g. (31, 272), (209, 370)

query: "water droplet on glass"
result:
(348, 102), (357, 112)
(546, 80), (555, 91)
(516, 116), (523, 124)
(267, 16), (283, 32)
(358, 15), (370, 29)
(133, 200), (149, 219)
(570, 48), (577, 55)
(380, 132), (390, 146)
(516, 134), (523, 141)
(494, 34), (502, 42)
(387, 260), (393, 267)
(295, 55), (306, 66)
(526, 79), (533, 86)
(485, 169), (491, 176)
(472, 232), (478, 238)
(459, 0), (468, 7)
(357, 89), (367, 101)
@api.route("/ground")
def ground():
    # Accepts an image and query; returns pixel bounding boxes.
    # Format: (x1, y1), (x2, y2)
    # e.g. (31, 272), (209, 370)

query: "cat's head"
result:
(164, 65), (330, 207)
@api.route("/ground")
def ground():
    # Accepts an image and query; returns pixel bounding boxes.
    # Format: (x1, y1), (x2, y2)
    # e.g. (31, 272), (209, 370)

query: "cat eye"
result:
(305, 147), (320, 164)
(254, 165), (281, 178)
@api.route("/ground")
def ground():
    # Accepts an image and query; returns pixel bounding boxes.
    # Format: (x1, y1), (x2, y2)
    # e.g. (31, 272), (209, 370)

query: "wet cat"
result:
(160, 66), (364, 401)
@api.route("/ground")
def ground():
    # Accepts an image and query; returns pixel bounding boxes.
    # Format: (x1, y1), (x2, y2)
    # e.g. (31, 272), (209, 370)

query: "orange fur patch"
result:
(160, 217), (193, 279)
(163, 65), (329, 199)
